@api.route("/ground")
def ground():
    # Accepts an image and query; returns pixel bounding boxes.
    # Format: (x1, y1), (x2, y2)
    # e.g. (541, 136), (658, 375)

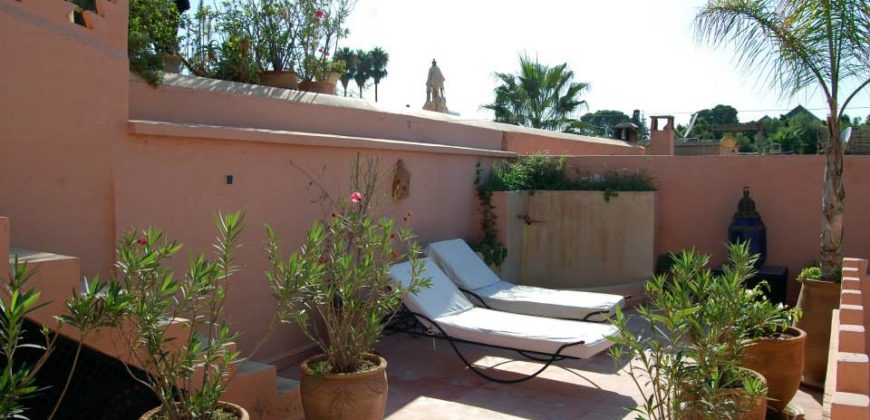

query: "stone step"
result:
(9, 247), (82, 328)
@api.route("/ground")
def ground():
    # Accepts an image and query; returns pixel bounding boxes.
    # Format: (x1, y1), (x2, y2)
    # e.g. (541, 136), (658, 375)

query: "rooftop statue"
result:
(423, 59), (449, 113)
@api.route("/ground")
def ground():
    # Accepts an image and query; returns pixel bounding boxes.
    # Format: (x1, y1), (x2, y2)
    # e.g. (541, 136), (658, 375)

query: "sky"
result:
(338, 0), (869, 126)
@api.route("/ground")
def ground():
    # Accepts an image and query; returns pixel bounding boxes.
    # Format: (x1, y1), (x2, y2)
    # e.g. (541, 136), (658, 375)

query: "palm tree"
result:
(369, 47), (389, 102)
(483, 55), (591, 133)
(696, 0), (869, 281)
(352, 49), (372, 98)
(334, 47), (355, 97)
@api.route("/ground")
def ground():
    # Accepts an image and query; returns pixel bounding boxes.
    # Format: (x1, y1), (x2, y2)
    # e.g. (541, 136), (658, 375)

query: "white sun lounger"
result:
(426, 239), (625, 322)
(389, 258), (617, 382)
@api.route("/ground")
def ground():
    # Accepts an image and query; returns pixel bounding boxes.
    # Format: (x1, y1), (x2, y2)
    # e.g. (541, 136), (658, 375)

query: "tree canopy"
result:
(483, 55), (590, 133)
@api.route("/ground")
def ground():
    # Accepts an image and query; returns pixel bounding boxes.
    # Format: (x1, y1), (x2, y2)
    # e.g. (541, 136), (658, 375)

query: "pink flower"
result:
(315, 9), (324, 19)
(350, 192), (363, 203)
(137, 237), (147, 246)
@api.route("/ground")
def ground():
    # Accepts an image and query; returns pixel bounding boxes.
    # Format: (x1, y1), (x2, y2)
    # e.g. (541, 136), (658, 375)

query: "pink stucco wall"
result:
(0, 0), (129, 277)
(565, 155), (870, 303)
(115, 130), (497, 361)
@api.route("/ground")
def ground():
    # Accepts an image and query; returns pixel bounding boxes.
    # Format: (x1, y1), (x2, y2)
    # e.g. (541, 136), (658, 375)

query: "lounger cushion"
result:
(392, 258), (474, 320)
(427, 239), (624, 320)
(436, 307), (617, 359)
(390, 259), (616, 359)
(475, 281), (625, 321)
(427, 239), (502, 290)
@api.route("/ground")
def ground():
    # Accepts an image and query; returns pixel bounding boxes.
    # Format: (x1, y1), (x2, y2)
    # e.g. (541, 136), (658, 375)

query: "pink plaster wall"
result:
(0, 0), (129, 277)
(129, 75), (643, 156)
(565, 155), (870, 303)
(502, 131), (646, 156)
(114, 133), (493, 361)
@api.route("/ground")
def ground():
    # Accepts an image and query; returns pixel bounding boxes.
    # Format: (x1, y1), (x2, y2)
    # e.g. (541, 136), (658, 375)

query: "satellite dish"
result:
(842, 127), (853, 144)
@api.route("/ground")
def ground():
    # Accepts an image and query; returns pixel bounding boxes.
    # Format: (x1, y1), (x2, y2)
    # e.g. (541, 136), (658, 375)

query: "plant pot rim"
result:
(140, 401), (248, 420)
(301, 353), (387, 379)
(260, 70), (297, 75)
(799, 277), (841, 285)
(751, 326), (807, 343)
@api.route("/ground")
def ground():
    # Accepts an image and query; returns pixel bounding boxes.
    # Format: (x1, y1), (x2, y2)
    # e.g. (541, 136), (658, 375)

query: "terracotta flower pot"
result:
(259, 71), (298, 90)
(300, 354), (388, 420)
(680, 367), (767, 420)
(299, 80), (337, 95)
(140, 401), (249, 420)
(795, 278), (840, 388)
(741, 327), (806, 412)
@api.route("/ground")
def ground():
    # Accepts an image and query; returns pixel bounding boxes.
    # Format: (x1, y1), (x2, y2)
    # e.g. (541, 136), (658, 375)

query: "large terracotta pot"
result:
(680, 368), (767, 420)
(259, 71), (298, 90)
(140, 401), (249, 420)
(300, 354), (388, 420)
(299, 80), (337, 95)
(741, 327), (806, 412)
(795, 279), (840, 388)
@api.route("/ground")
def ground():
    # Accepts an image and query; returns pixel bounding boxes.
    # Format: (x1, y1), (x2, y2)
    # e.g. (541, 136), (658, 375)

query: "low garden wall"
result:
(564, 155), (870, 304)
(493, 191), (655, 292)
(824, 257), (870, 419)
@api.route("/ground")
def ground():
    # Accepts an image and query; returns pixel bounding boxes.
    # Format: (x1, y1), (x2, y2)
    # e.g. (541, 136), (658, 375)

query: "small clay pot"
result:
(259, 71), (298, 90)
(795, 278), (840, 388)
(741, 327), (806, 412)
(299, 80), (337, 95)
(300, 354), (388, 420)
(140, 401), (249, 420)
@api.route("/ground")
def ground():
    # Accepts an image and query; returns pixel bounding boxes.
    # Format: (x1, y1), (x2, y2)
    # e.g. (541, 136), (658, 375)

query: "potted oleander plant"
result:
(296, 0), (354, 93)
(265, 158), (429, 419)
(608, 243), (768, 420)
(111, 212), (250, 420)
(129, 0), (185, 83)
(794, 264), (841, 387)
(241, 0), (300, 89)
(738, 283), (805, 413)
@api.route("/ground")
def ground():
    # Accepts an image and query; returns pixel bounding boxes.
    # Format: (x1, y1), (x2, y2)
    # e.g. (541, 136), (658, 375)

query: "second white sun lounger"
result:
(389, 258), (617, 376)
(426, 239), (625, 321)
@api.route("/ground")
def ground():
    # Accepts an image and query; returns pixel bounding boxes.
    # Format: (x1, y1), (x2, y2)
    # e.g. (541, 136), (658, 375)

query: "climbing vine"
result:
(472, 161), (508, 268)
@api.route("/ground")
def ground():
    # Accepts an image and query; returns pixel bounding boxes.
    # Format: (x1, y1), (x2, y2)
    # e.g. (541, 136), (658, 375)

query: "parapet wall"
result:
(565, 155), (870, 304)
(824, 258), (870, 419)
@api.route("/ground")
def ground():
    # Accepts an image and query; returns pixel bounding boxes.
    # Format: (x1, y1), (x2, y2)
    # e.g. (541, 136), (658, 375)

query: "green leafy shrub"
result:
(265, 158), (430, 374)
(129, 0), (183, 85)
(798, 264), (841, 282)
(112, 212), (246, 419)
(608, 242), (767, 419)
(481, 155), (656, 193)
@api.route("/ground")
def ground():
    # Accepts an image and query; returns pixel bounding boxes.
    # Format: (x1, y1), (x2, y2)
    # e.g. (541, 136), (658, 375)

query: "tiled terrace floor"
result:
(281, 313), (823, 419)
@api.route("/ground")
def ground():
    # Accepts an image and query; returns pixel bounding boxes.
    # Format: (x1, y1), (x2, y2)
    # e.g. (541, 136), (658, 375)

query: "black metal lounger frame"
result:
(384, 307), (587, 383)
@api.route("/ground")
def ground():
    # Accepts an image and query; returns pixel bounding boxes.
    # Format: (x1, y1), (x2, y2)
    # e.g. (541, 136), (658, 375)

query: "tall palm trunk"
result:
(374, 82), (379, 102)
(820, 107), (845, 280)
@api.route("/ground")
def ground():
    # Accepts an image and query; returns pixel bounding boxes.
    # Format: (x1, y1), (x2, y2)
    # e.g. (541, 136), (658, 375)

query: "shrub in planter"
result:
(608, 243), (767, 420)
(794, 264), (841, 388)
(265, 158), (429, 419)
(110, 212), (249, 419)
(2, 258), (129, 419)
(129, 0), (184, 85)
(239, 0), (301, 89)
(738, 281), (805, 412)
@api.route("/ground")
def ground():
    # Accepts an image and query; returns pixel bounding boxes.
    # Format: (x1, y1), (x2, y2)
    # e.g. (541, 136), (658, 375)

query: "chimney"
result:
(648, 115), (675, 155)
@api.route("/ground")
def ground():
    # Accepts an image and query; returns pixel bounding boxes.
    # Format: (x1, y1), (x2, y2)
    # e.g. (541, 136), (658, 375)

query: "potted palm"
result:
(111, 212), (250, 419)
(738, 282), (805, 412)
(608, 243), (768, 420)
(794, 265), (841, 387)
(265, 158), (429, 419)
